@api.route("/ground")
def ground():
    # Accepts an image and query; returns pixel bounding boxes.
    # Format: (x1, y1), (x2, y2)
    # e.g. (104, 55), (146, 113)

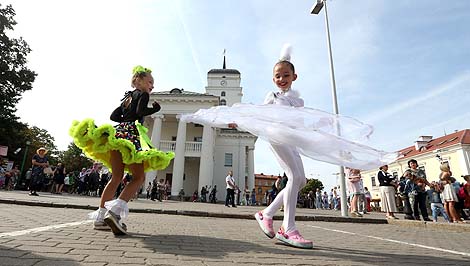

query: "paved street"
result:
(1, 192), (470, 266)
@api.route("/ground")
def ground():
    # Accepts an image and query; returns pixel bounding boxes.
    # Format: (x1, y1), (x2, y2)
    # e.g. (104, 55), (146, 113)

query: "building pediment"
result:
(151, 88), (219, 104)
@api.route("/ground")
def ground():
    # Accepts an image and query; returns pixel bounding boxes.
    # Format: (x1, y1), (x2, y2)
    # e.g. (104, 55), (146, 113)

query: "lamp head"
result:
(311, 0), (324, 14)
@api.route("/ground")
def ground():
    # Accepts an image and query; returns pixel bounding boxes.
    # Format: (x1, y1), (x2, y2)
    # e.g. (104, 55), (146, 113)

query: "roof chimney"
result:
(418, 136), (432, 142)
(415, 136), (432, 151)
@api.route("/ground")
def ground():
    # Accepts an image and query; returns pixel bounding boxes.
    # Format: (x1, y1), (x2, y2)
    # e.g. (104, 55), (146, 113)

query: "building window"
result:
(194, 137), (202, 142)
(371, 176), (376, 187)
(224, 153), (233, 167)
(221, 91), (226, 97)
(220, 99), (226, 106)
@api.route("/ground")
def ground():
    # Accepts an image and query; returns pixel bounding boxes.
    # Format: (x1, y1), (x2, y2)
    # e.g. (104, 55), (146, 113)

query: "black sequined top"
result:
(110, 90), (161, 124)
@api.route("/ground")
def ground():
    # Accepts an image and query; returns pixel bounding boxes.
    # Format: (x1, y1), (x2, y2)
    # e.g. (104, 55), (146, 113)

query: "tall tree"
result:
(0, 4), (38, 166)
(301, 178), (324, 195)
(0, 4), (37, 123)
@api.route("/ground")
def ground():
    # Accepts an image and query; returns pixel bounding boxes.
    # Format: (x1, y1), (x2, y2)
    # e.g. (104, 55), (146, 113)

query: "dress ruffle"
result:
(180, 103), (398, 170)
(69, 118), (174, 173)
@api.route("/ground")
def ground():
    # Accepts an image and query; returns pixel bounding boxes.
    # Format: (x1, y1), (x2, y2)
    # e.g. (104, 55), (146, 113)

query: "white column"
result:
(171, 116), (186, 197)
(150, 114), (164, 149)
(145, 114), (164, 186)
(198, 125), (214, 189)
(237, 143), (247, 196)
(247, 146), (255, 190)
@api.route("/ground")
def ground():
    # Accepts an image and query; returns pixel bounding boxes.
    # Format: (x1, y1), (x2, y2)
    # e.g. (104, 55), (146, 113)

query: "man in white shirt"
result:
(225, 170), (237, 207)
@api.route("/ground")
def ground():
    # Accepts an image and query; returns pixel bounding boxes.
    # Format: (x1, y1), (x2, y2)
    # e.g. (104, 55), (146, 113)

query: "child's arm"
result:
(136, 92), (161, 116)
(263, 92), (276, 105)
(110, 106), (123, 122)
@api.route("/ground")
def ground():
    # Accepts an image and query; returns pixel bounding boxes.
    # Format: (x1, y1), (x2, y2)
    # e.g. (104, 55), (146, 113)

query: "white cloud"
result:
(364, 71), (470, 124)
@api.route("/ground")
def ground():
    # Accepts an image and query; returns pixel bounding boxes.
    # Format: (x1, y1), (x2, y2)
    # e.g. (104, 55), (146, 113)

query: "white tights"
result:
(263, 143), (306, 233)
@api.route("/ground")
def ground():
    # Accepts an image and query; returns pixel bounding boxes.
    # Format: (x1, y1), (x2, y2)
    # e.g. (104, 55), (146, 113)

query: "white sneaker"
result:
(93, 220), (111, 230)
(104, 211), (127, 235)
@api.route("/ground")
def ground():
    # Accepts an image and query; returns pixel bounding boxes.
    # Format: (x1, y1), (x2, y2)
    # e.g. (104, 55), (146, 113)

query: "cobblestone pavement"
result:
(1, 203), (470, 266)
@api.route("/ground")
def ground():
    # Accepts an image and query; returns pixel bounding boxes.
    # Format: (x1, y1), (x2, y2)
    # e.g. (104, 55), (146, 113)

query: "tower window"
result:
(220, 99), (227, 106)
(221, 91), (226, 97)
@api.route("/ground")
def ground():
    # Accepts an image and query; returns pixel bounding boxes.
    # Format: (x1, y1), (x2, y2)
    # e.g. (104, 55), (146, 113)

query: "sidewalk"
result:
(1, 190), (469, 231)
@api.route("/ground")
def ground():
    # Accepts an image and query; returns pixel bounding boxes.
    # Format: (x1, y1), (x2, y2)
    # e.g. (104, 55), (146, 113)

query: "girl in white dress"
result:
(180, 44), (397, 249)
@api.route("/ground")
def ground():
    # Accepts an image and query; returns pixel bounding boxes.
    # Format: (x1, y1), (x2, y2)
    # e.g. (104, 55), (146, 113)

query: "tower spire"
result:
(223, 49), (226, 69)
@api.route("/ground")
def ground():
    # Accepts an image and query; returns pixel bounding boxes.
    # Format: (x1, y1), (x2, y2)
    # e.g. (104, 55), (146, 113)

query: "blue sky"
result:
(8, 0), (470, 190)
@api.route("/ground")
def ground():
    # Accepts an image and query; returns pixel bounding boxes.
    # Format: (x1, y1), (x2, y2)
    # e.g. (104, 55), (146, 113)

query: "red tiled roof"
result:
(398, 129), (470, 160)
(255, 174), (279, 180)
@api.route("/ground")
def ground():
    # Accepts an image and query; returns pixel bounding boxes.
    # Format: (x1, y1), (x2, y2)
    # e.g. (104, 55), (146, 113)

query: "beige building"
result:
(361, 129), (470, 200)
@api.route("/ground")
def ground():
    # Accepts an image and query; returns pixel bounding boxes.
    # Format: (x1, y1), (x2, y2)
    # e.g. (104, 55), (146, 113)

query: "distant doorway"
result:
(166, 173), (172, 186)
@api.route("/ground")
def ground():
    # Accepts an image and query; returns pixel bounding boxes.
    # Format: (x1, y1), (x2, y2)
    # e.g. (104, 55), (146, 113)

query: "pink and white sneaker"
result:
(275, 227), (313, 249)
(254, 211), (275, 238)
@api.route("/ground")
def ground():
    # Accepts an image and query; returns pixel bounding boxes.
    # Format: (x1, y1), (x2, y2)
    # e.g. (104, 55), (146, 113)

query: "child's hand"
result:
(228, 123), (238, 129)
(152, 101), (160, 108)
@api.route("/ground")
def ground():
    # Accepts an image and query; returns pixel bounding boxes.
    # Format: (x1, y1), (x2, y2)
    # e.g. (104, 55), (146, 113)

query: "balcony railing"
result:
(159, 140), (202, 155)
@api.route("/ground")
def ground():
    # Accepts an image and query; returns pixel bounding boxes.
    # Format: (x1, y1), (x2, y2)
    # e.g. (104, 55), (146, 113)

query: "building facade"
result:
(254, 173), (279, 204)
(142, 61), (257, 200)
(361, 129), (470, 200)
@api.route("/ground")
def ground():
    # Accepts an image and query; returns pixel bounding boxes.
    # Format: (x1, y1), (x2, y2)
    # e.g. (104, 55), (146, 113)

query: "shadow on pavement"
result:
(311, 246), (470, 266)
(130, 234), (469, 265)
(0, 245), (81, 266)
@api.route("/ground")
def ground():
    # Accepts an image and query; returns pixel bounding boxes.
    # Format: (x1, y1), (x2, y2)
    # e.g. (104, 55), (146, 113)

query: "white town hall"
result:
(143, 58), (257, 200)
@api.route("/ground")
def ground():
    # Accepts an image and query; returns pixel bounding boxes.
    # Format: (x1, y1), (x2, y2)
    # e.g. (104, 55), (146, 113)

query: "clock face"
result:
(220, 80), (227, 86)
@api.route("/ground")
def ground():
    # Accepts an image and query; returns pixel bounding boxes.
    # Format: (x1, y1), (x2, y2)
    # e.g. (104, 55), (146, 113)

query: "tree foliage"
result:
(0, 4), (37, 123)
(301, 178), (324, 195)
(0, 4), (44, 172)
(61, 142), (93, 174)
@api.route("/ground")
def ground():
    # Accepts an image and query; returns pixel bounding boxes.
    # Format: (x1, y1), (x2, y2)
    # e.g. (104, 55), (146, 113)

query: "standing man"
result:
(403, 159), (432, 221)
(225, 170), (237, 208)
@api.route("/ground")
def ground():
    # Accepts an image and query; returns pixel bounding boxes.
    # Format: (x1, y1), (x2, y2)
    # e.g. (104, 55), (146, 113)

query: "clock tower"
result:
(205, 50), (243, 106)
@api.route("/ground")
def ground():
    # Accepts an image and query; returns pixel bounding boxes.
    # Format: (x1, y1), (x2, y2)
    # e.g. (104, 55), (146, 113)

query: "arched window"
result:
(221, 91), (226, 97)
(220, 99), (227, 106)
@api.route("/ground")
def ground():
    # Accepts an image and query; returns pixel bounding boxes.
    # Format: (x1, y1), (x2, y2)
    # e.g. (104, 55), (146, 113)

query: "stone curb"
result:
(1, 198), (469, 231)
(0, 198), (384, 224)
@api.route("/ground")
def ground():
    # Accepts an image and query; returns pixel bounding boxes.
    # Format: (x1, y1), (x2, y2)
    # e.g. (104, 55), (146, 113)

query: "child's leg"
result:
(350, 194), (358, 213)
(120, 163), (145, 202)
(440, 205), (450, 222)
(100, 151), (125, 208)
(431, 203), (438, 221)
(264, 144), (305, 233)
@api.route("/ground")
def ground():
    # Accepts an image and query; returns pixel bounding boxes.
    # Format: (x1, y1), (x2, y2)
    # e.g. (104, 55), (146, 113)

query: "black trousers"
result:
(225, 188), (235, 207)
(413, 192), (429, 219)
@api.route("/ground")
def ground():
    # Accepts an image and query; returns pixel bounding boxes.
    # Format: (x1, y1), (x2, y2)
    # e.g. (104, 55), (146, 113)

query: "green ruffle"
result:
(69, 118), (174, 173)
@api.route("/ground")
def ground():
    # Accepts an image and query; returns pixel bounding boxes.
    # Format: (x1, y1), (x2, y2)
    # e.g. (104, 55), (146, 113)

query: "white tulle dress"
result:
(180, 90), (397, 170)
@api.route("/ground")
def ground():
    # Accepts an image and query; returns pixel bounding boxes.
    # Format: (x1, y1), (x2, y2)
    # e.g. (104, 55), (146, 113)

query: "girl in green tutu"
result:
(69, 66), (174, 235)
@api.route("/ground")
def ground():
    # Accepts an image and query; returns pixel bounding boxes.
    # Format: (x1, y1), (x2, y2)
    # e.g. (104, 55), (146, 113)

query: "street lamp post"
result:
(19, 141), (31, 189)
(311, 0), (348, 217)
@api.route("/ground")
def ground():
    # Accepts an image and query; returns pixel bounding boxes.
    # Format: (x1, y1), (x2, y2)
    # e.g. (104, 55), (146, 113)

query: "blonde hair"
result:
(131, 65), (152, 88)
(440, 162), (450, 172)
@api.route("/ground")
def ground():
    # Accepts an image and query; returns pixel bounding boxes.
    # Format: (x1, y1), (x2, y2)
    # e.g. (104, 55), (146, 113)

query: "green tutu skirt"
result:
(69, 118), (174, 173)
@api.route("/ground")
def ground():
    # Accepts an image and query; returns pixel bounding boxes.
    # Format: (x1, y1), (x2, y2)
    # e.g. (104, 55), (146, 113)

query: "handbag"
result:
(43, 167), (53, 175)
